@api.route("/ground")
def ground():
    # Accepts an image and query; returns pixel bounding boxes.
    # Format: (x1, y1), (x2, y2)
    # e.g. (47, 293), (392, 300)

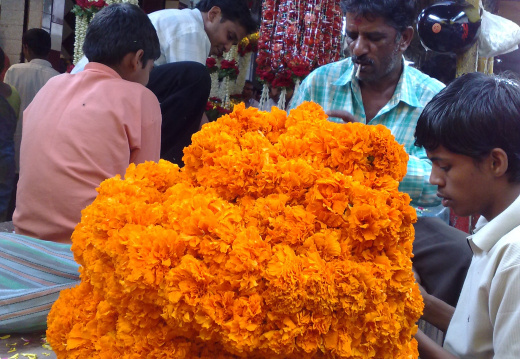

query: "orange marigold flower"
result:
(47, 102), (422, 359)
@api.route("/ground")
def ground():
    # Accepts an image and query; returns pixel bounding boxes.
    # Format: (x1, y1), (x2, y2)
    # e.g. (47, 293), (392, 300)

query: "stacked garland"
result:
(256, 0), (343, 107)
(47, 102), (423, 359)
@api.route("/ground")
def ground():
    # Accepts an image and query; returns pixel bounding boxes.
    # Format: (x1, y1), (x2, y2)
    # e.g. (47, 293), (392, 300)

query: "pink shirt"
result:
(14, 63), (161, 243)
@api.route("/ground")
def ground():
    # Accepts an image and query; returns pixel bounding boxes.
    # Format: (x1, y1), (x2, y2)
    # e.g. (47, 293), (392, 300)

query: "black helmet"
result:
(417, 1), (481, 54)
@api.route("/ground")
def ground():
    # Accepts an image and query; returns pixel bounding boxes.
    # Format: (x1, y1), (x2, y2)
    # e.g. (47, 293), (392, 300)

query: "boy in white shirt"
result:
(414, 72), (520, 359)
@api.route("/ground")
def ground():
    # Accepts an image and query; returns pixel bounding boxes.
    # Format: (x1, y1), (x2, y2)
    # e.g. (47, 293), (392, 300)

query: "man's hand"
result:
(413, 266), (455, 332)
(325, 110), (359, 123)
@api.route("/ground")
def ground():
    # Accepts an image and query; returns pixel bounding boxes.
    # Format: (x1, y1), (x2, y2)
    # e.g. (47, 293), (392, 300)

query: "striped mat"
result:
(0, 232), (79, 333)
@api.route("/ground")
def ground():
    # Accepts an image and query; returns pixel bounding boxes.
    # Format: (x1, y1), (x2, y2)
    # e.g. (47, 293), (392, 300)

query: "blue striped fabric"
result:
(290, 58), (446, 212)
(0, 232), (79, 333)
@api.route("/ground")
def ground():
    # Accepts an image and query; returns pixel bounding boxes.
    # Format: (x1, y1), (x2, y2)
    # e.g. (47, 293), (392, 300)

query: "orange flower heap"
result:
(47, 102), (423, 359)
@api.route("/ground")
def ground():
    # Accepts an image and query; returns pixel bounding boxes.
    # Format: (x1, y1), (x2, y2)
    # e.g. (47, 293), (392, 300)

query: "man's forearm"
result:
(422, 291), (455, 332)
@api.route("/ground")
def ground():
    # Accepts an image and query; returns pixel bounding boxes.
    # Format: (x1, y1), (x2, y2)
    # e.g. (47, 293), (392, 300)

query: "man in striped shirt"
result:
(290, 0), (472, 307)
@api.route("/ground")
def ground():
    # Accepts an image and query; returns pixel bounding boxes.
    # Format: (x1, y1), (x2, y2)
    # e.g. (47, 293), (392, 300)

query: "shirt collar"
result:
(29, 58), (53, 67)
(83, 62), (122, 79)
(331, 57), (423, 109)
(468, 194), (520, 253)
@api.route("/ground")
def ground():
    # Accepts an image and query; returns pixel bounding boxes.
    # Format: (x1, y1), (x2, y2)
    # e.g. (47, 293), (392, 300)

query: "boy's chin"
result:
(449, 206), (474, 218)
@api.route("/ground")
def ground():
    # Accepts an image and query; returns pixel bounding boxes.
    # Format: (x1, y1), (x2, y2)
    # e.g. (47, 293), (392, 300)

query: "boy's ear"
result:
(207, 6), (222, 23)
(489, 148), (509, 178)
(128, 49), (145, 70)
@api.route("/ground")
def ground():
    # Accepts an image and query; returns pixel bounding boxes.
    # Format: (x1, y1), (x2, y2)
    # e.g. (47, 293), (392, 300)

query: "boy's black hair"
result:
(22, 28), (52, 58)
(196, 0), (258, 35)
(83, 3), (160, 68)
(0, 46), (5, 73)
(415, 72), (520, 183)
(340, 0), (416, 32)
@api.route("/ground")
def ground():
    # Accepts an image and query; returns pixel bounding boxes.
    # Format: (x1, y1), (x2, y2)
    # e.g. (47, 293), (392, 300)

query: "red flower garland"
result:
(256, 0), (343, 89)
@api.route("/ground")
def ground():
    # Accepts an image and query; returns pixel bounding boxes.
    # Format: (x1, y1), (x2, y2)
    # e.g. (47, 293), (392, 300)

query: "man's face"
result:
(206, 10), (247, 57)
(242, 83), (254, 100)
(345, 13), (407, 83)
(427, 145), (495, 219)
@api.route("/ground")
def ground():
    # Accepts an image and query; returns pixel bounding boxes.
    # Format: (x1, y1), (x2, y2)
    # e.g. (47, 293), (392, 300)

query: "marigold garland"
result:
(47, 102), (422, 359)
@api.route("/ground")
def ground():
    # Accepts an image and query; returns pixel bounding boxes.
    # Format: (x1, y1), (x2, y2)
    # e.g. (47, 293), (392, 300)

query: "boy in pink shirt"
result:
(14, 3), (162, 243)
(1, 3), (162, 334)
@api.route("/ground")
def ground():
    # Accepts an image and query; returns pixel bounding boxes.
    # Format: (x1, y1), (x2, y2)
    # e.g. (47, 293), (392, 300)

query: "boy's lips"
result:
(437, 192), (452, 206)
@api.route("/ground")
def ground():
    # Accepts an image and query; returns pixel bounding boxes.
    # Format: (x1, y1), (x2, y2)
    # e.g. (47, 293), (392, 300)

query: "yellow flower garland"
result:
(47, 102), (422, 358)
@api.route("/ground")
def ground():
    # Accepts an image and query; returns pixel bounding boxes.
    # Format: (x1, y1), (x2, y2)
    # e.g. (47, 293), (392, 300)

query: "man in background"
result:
(290, 0), (472, 307)
(4, 28), (59, 219)
(242, 80), (259, 108)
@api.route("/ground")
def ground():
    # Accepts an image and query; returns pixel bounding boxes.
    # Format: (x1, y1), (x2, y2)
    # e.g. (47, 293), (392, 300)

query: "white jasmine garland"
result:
(235, 52), (251, 96)
(259, 83), (269, 109)
(209, 72), (219, 98)
(73, 15), (88, 64)
(73, 0), (140, 65)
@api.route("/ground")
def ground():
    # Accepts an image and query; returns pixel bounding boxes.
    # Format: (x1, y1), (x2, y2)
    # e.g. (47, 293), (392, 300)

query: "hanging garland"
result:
(256, 0), (343, 108)
(71, 0), (139, 64)
(205, 32), (259, 121)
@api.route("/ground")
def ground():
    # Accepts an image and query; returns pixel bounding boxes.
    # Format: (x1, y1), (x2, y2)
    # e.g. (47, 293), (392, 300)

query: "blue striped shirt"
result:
(290, 58), (445, 212)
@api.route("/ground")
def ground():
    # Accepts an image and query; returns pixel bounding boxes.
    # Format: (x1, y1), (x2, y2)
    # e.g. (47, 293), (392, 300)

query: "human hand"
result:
(412, 266), (428, 300)
(325, 110), (359, 123)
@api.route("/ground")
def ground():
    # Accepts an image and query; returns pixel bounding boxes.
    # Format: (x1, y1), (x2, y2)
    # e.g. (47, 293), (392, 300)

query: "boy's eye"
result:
(440, 166), (450, 172)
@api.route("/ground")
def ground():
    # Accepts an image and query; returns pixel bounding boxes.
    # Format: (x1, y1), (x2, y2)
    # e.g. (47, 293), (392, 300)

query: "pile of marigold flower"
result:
(47, 102), (423, 359)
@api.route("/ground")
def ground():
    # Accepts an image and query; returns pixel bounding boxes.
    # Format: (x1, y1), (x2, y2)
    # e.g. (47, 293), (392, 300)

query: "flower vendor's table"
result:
(46, 103), (423, 358)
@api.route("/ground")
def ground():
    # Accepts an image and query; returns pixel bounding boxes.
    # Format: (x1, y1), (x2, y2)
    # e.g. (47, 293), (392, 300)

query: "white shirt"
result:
(148, 8), (210, 66)
(72, 8), (211, 74)
(4, 59), (60, 172)
(443, 194), (520, 359)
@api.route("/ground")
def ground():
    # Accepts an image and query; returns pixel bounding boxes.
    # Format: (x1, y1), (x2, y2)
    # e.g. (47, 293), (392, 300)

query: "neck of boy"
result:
(484, 182), (520, 222)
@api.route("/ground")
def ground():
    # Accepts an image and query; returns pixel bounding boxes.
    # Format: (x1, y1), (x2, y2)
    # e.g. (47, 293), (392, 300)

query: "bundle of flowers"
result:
(218, 60), (240, 81)
(47, 102), (423, 359)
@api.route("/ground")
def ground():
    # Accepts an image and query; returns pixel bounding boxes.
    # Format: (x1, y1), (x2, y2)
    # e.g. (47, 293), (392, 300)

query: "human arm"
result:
(413, 266), (454, 332)
(415, 329), (459, 359)
(420, 284), (455, 332)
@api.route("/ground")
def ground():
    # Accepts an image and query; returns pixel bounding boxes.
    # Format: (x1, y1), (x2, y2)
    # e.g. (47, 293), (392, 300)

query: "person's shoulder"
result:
(493, 224), (520, 272)
(406, 65), (445, 91)
(309, 58), (351, 77)
(405, 65), (445, 103)
(115, 79), (160, 106)
(300, 58), (351, 89)
(148, 8), (179, 19)
(5, 63), (29, 74)
(149, 8), (196, 22)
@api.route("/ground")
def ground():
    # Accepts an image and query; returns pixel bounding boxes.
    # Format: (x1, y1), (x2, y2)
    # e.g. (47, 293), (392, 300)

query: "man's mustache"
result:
(352, 56), (374, 66)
